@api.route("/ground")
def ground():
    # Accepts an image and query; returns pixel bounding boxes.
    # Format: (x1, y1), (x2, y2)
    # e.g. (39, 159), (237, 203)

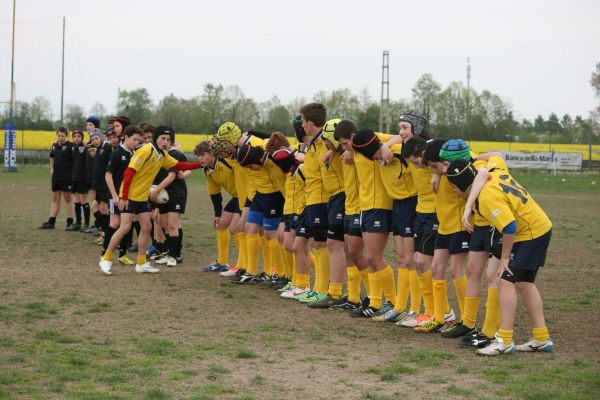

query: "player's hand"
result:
(322, 150), (334, 164)
(118, 199), (128, 211)
(341, 150), (354, 164)
(431, 174), (440, 193)
(380, 145), (393, 164)
(149, 189), (157, 202)
(462, 210), (473, 233)
(112, 194), (120, 205)
(213, 217), (219, 229)
(295, 152), (305, 163)
(497, 258), (513, 278)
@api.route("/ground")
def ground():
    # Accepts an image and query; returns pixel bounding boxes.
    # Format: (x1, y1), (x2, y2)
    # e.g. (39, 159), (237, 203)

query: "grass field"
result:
(1, 167), (599, 400)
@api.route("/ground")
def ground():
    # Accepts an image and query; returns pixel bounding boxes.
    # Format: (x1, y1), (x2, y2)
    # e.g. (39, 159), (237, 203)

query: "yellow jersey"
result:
(408, 162), (435, 214)
(204, 158), (237, 198)
(435, 175), (467, 235)
(292, 164), (307, 215)
(379, 143), (417, 201)
(471, 156), (510, 227)
(321, 149), (344, 197)
(342, 159), (360, 215)
(304, 132), (332, 205)
(124, 142), (178, 201)
(230, 158), (249, 207)
(477, 173), (552, 242)
(354, 151), (392, 211)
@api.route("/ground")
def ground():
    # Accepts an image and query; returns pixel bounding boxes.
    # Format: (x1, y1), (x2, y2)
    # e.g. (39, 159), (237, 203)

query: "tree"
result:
(411, 73), (441, 123)
(200, 84), (231, 132)
(116, 88), (153, 124)
(64, 103), (86, 130)
(89, 102), (107, 120)
(591, 62), (600, 99)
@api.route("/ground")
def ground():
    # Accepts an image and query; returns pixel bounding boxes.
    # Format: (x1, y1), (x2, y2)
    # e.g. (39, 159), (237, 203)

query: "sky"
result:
(1, 0), (599, 122)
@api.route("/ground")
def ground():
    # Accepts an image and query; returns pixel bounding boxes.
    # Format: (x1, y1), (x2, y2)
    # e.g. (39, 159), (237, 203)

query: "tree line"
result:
(2, 72), (599, 145)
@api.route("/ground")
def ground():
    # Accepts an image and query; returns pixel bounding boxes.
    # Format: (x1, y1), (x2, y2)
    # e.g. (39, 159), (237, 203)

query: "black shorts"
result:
(296, 212), (327, 242)
(508, 229), (552, 271)
(244, 197), (252, 208)
(502, 267), (539, 284)
(434, 231), (471, 255)
(158, 196), (187, 214)
(249, 192), (285, 218)
(95, 187), (109, 203)
(109, 198), (121, 215)
(305, 203), (328, 228)
(51, 178), (72, 192)
(289, 214), (300, 231)
(414, 231), (436, 256)
(224, 197), (241, 214)
(344, 214), (362, 237)
(283, 214), (291, 232)
(327, 192), (345, 226)
(71, 180), (90, 194)
(360, 209), (392, 233)
(469, 225), (493, 253)
(392, 196), (417, 237)
(124, 200), (152, 215)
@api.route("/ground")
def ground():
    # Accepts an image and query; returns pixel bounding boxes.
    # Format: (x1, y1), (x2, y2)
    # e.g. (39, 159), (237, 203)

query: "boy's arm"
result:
(49, 157), (54, 176)
(462, 168), (490, 232)
(150, 172), (176, 202)
(105, 171), (119, 202)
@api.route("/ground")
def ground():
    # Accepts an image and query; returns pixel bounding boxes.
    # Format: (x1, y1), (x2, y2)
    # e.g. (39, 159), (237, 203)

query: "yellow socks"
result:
(368, 271), (383, 309)
(433, 279), (448, 324)
(238, 233), (248, 269)
(482, 287), (500, 338)
(359, 268), (370, 293)
(291, 255), (298, 286)
(296, 273), (310, 290)
(233, 233), (243, 268)
(498, 328), (513, 344)
(408, 269), (421, 314)
(216, 229), (230, 265)
(453, 275), (467, 319)
(374, 266), (396, 306)
(102, 249), (113, 262)
(533, 327), (550, 342)
(393, 267), (410, 312)
(314, 247), (330, 295)
(328, 283), (342, 299)
(346, 266), (361, 304)
(268, 238), (285, 276)
(136, 254), (146, 265)
(463, 297), (480, 329)
(284, 249), (294, 279)
(418, 270), (434, 316)
(245, 233), (261, 276)
(260, 235), (272, 275)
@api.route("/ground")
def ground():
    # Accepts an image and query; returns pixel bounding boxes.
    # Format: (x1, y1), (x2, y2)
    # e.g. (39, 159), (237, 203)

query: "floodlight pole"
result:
(60, 16), (65, 124)
(379, 51), (390, 133)
(9, 0), (16, 122)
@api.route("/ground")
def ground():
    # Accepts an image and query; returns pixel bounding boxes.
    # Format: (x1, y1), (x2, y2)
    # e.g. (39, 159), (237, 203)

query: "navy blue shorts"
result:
(296, 212), (327, 242)
(249, 192), (284, 218)
(124, 199), (152, 214)
(224, 197), (241, 214)
(360, 209), (392, 233)
(244, 197), (252, 208)
(434, 231), (471, 254)
(344, 214), (362, 237)
(392, 196), (417, 237)
(306, 203), (328, 228)
(289, 214), (300, 230)
(508, 229), (552, 271)
(283, 214), (291, 232)
(469, 225), (493, 253)
(414, 213), (437, 256)
(327, 192), (346, 226)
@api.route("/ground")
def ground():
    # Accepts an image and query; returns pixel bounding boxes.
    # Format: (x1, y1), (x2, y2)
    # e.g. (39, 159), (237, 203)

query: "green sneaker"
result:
(299, 292), (326, 304)
(308, 294), (336, 308)
(293, 289), (314, 301)
(277, 281), (293, 292)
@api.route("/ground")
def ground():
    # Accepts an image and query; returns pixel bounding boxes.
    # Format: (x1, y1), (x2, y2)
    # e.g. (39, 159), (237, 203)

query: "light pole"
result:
(4, 0), (18, 172)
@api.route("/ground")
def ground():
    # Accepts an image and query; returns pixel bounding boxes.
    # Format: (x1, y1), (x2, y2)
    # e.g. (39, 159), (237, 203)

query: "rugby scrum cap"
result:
(217, 122), (242, 146)
(153, 125), (175, 144)
(114, 116), (131, 128)
(86, 115), (100, 129)
(352, 129), (382, 160)
(293, 115), (306, 143)
(271, 148), (299, 173)
(399, 110), (427, 135)
(237, 145), (265, 167)
(89, 128), (103, 140)
(209, 136), (233, 156)
(446, 159), (477, 192)
(72, 129), (84, 137)
(322, 118), (341, 150)
(439, 138), (471, 162)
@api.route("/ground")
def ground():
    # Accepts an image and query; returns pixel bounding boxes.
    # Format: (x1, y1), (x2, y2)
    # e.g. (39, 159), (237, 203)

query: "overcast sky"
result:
(1, 0), (599, 123)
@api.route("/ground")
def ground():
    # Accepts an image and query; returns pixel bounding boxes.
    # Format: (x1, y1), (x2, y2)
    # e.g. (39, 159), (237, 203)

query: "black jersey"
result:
(86, 151), (95, 182)
(93, 141), (112, 190)
(71, 143), (87, 182)
(50, 141), (74, 180)
(165, 148), (188, 199)
(107, 144), (133, 194)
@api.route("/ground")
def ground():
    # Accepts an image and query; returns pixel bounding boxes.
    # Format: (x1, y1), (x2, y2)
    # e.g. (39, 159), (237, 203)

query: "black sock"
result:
(74, 203), (82, 225)
(176, 228), (183, 258)
(133, 221), (141, 236)
(103, 225), (116, 251)
(93, 211), (101, 228)
(101, 213), (109, 232)
(156, 241), (166, 253)
(49, 216), (56, 225)
(168, 234), (178, 258)
(121, 228), (134, 256)
(66, 217), (74, 226)
(82, 203), (90, 225)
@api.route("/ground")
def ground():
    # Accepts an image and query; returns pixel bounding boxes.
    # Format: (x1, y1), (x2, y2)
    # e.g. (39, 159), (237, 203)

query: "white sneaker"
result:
(396, 311), (418, 327)
(444, 309), (456, 323)
(220, 267), (238, 277)
(476, 336), (516, 356)
(515, 337), (554, 353)
(99, 259), (112, 276)
(166, 256), (177, 267)
(154, 255), (169, 265)
(135, 263), (160, 274)
(280, 285), (302, 299)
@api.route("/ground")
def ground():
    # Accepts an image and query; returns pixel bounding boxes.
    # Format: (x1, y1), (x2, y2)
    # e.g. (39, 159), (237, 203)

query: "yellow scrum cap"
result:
(216, 122), (242, 146)
(321, 118), (341, 150)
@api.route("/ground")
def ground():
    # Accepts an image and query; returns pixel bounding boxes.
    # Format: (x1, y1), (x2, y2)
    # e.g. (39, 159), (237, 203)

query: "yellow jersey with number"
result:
(476, 173), (552, 241)
(435, 175), (467, 235)
(378, 143), (417, 201)
(342, 159), (360, 215)
(322, 149), (344, 197)
(125, 143), (178, 201)
(204, 158), (237, 198)
(471, 156), (510, 227)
